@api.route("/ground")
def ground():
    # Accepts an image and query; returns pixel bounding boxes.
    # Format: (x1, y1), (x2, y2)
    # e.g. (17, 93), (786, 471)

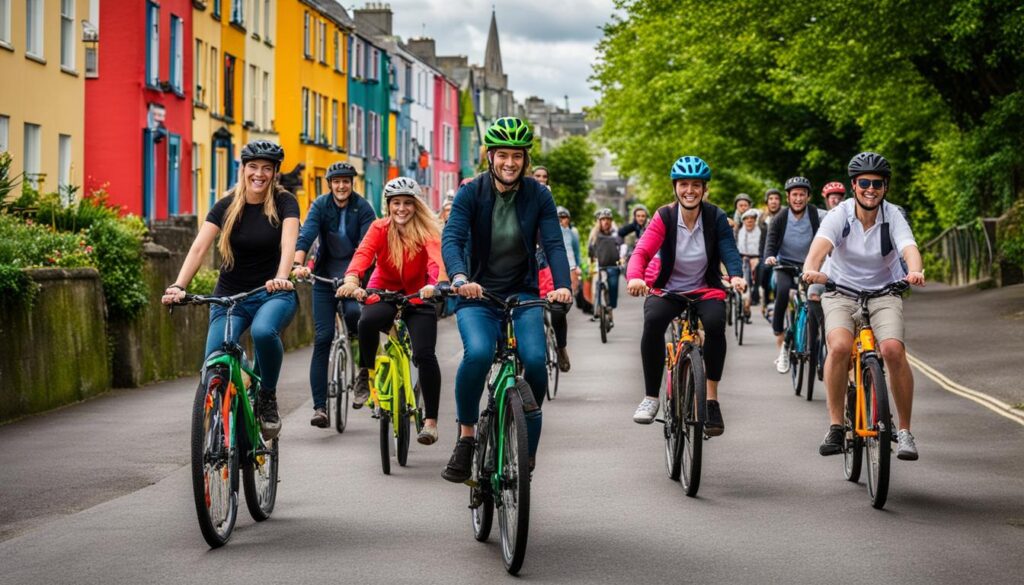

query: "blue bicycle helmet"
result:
(670, 156), (712, 181)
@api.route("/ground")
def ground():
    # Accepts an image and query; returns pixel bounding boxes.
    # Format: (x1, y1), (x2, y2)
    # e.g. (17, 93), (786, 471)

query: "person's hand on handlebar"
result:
(419, 284), (436, 299)
(627, 278), (649, 297)
(162, 284), (186, 305)
(265, 277), (294, 293)
(765, 256), (778, 266)
(452, 276), (484, 299)
(801, 271), (827, 285)
(337, 275), (361, 299)
(729, 276), (747, 293)
(291, 264), (310, 280)
(546, 287), (572, 304)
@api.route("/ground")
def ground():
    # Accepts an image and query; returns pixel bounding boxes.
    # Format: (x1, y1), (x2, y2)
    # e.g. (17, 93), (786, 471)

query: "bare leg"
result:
(825, 329), (854, 426)
(880, 340), (914, 430)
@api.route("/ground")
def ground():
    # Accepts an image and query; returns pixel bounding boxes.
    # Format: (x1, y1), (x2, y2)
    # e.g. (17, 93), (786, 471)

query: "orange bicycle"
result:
(827, 279), (909, 510)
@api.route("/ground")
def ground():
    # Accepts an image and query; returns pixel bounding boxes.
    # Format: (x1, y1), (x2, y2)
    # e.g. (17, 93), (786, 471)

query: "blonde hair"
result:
(589, 219), (618, 247)
(218, 167), (282, 270)
(384, 195), (441, 273)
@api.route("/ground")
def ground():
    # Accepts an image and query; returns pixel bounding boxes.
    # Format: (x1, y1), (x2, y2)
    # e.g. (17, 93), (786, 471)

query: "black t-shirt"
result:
(206, 190), (300, 295)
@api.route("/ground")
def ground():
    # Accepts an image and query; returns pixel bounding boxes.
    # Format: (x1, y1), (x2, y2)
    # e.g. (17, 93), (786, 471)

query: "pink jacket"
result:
(626, 207), (726, 301)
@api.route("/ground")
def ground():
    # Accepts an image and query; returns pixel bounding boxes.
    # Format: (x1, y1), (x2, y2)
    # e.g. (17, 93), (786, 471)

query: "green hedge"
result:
(997, 198), (1024, 269)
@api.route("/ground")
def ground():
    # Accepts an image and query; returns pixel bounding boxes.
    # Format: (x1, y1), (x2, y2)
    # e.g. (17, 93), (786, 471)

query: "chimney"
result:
(354, 2), (393, 37)
(406, 38), (437, 66)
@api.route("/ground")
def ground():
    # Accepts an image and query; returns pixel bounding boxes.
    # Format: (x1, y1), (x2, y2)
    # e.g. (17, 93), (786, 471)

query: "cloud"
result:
(352, 0), (616, 108)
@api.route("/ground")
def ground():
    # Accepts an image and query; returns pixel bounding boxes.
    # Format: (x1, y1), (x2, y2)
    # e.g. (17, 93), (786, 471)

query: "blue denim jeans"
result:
(604, 267), (621, 309)
(454, 294), (547, 457)
(204, 290), (298, 393)
(309, 281), (361, 409)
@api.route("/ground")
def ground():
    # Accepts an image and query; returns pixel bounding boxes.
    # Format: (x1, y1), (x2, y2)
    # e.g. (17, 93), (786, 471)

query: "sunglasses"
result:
(856, 178), (885, 190)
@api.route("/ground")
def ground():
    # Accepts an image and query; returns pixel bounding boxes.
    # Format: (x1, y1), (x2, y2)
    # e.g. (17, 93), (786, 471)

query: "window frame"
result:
(26, 0), (45, 59)
(60, 0), (75, 71)
(58, 134), (72, 189)
(23, 122), (42, 187)
(145, 1), (160, 88)
(0, 115), (9, 152)
(303, 12), (311, 59)
(301, 87), (309, 138)
(223, 53), (236, 120)
(170, 15), (184, 93)
(0, 0), (11, 47)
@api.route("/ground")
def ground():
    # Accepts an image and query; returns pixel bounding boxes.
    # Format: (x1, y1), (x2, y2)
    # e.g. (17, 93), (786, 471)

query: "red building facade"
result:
(432, 74), (460, 209)
(85, 1), (193, 220)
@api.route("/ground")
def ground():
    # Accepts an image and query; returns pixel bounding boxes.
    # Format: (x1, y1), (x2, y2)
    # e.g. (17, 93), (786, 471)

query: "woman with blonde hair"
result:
(589, 207), (624, 324)
(338, 177), (448, 445)
(161, 140), (300, 438)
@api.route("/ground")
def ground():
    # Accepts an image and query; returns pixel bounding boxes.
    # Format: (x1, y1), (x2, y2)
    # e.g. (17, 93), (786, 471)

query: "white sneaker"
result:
(897, 429), (919, 461)
(775, 347), (790, 373)
(633, 398), (660, 424)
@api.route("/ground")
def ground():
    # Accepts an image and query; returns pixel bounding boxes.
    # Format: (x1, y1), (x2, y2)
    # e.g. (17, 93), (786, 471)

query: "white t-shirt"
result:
(815, 199), (916, 290)
(663, 206), (708, 293)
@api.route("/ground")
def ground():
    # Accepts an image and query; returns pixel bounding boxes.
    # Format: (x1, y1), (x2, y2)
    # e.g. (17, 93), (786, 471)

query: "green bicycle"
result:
(468, 291), (568, 575)
(360, 289), (426, 475)
(175, 286), (280, 548)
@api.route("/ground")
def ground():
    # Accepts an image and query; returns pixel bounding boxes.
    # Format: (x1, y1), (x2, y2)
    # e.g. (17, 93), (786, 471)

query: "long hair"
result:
(589, 219), (618, 247)
(385, 195), (441, 273)
(218, 167), (282, 270)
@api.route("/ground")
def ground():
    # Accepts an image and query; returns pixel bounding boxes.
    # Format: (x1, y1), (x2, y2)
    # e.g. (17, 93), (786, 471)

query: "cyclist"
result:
(440, 117), (572, 482)
(292, 161), (376, 428)
(764, 176), (825, 373)
(736, 208), (761, 320)
(532, 165), (549, 185)
(757, 188), (783, 316)
(162, 140), (299, 439)
(338, 177), (447, 445)
(822, 181), (846, 211)
(541, 205), (581, 371)
(626, 156), (746, 434)
(731, 193), (753, 232)
(801, 152), (925, 460)
(618, 203), (650, 241)
(589, 208), (624, 327)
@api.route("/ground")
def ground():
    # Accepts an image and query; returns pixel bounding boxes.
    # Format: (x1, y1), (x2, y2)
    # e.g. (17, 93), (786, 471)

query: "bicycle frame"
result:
(372, 320), (419, 435)
(484, 313), (524, 497)
(664, 295), (704, 421)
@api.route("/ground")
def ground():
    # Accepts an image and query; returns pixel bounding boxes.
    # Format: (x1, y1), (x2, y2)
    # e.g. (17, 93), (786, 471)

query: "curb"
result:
(907, 353), (1024, 427)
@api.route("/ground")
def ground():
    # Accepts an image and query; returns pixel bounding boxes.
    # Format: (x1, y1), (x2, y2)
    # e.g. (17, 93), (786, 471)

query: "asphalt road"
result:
(2, 292), (1023, 584)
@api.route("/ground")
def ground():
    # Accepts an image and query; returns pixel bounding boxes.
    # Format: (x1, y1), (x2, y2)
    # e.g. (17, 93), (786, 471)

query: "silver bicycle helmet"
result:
(383, 177), (421, 200)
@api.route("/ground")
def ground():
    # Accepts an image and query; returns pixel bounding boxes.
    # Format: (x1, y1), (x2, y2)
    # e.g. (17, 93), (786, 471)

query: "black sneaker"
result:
(705, 400), (725, 437)
(352, 369), (370, 409)
(310, 407), (329, 428)
(442, 437), (476, 483)
(819, 424), (845, 456)
(258, 390), (282, 439)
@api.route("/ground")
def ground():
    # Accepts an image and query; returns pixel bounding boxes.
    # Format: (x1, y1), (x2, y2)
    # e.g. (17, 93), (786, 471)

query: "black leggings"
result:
(641, 295), (727, 397)
(758, 262), (773, 309)
(772, 271), (798, 334)
(550, 311), (568, 348)
(358, 302), (441, 420)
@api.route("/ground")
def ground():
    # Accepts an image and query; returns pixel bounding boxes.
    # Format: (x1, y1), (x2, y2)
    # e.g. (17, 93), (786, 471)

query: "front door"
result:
(167, 134), (180, 216)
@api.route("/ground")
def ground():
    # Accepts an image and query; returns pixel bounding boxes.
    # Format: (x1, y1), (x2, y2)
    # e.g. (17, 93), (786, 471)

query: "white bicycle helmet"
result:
(383, 177), (420, 200)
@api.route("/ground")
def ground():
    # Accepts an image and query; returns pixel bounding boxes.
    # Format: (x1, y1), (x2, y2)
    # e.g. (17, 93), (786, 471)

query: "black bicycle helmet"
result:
(847, 151), (891, 178)
(240, 140), (284, 165)
(784, 176), (812, 192)
(764, 188), (782, 203)
(326, 161), (357, 181)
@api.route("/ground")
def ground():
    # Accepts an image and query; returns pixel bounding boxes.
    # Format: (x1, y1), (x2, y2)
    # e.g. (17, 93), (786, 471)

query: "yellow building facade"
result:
(275, 0), (351, 215)
(0, 0), (92, 194)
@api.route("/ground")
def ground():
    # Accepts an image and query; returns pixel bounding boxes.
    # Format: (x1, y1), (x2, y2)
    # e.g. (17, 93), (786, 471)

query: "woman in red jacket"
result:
(338, 177), (447, 445)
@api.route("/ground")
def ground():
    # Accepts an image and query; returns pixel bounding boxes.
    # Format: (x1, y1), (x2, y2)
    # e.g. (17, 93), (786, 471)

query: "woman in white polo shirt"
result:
(801, 152), (926, 461)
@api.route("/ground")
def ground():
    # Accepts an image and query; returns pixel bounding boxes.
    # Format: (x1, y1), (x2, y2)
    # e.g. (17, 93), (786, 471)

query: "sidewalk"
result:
(903, 283), (1024, 411)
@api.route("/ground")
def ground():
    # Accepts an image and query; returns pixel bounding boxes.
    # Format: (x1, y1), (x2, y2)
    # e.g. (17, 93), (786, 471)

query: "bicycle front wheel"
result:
(396, 382), (411, 467)
(599, 286), (609, 344)
(545, 329), (559, 400)
(863, 357), (892, 509)
(331, 339), (350, 433)
(661, 358), (683, 481)
(679, 348), (706, 497)
(379, 408), (392, 475)
(736, 295), (745, 346)
(843, 383), (863, 483)
(498, 380), (532, 575)
(471, 410), (494, 542)
(191, 366), (239, 548)
(803, 314), (817, 401)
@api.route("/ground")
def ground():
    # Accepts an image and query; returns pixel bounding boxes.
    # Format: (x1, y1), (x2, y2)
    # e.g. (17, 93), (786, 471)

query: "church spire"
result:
(484, 9), (503, 79)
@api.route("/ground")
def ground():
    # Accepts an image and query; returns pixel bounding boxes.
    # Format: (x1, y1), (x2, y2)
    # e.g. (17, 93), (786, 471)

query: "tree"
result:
(532, 136), (597, 230)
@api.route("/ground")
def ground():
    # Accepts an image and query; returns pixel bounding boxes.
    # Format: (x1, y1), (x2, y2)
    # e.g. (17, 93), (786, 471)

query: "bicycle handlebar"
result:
(478, 290), (571, 314)
(305, 273), (346, 289)
(772, 264), (802, 276)
(825, 280), (910, 299)
(176, 285), (270, 308)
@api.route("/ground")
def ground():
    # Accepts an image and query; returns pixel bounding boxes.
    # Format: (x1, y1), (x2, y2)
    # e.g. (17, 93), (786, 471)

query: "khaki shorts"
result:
(821, 292), (904, 343)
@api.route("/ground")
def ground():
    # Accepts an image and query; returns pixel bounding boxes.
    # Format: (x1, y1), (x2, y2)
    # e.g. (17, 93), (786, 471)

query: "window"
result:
(230, 0), (243, 26)
(331, 99), (338, 148)
(58, 134), (72, 188)
(246, 64), (257, 124)
(318, 21), (326, 64)
(194, 40), (204, 103)
(349, 105), (364, 156)
(314, 92), (322, 142)
(212, 0), (221, 18)
(0, 0), (10, 46)
(303, 12), (311, 58)
(333, 30), (340, 71)
(170, 16), (184, 92)
(61, 0), (75, 70)
(26, 0), (43, 58)
(250, 0), (258, 35)
(23, 123), (41, 187)
(263, 0), (270, 40)
(223, 53), (236, 119)
(370, 48), (379, 81)
(0, 115), (9, 152)
(210, 47), (219, 114)
(146, 2), (159, 87)
(301, 88), (309, 137)
(261, 71), (269, 129)
(368, 112), (381, 159)
(192, 142), (202, 206)
(352, 38), (363, 79)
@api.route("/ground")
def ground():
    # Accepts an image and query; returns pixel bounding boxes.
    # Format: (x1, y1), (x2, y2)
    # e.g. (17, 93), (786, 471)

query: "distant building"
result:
(523, 96), (594, 150)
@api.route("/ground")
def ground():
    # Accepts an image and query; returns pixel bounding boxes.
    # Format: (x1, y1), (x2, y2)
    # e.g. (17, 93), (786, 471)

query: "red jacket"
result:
(346, 219), (446, 294)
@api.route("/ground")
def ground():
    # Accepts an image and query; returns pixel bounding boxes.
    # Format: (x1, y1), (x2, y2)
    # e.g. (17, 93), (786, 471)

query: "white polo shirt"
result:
(815, 199), (916, 290)
(663, 206), (708, 293)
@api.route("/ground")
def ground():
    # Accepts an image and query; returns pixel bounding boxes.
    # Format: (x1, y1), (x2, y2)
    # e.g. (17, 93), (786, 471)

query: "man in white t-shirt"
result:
(801, 152), (926, 461)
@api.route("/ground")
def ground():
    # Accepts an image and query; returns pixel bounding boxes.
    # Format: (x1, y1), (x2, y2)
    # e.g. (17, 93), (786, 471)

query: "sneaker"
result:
(897, 429), (919, 461)
(442, 437), (476, 483)
(352, 368), (370, 409)
(310, 407), (329, 428)
(417, 425), (438, 445)
(819, 424), (845, 456)
(705, 400), (725, 436)
(556, 347), (571, 372)
(775, 347), (790, 373)
(633, 397), (660, 424)
(258, 390), (282, 439)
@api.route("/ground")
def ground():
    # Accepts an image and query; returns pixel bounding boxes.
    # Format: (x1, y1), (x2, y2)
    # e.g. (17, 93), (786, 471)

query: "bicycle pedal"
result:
(655, 418), (666, 424)
(464, 478), (479, 489)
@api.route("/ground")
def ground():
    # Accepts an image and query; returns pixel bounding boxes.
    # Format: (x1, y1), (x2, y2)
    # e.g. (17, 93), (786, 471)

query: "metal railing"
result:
(923, 219), (994, 286)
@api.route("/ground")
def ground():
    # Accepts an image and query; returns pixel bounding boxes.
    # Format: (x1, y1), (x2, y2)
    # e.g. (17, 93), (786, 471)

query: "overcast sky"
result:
(339, 0), (617, 111)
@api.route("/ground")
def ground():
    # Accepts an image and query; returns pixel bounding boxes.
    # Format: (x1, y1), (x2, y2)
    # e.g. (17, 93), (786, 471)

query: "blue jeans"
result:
(454, 294), (547, 457)
(604, 267), (621, 309)
(309, 281), (361, 409)
(204, 290), (298, 393)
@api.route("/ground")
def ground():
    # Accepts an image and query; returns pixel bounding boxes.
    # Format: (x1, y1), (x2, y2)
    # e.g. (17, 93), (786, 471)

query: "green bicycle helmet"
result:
(483, 117), (533, 150)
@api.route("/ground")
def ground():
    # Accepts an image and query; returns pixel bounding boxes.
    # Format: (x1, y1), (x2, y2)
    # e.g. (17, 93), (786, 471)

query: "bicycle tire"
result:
(413, 381), (424, 433)
(599, 286), (609, 344)
(379, 408), (391, 475)
(736, 295), (745, 346)
(499, 380), (532, 574)
(242, 432), (279, 522)
(545, 328), (559, 400)
(397, 381), (411, 467)
(679, 348), (705, 497)
(661, 356), (683, 481)
(725, 293), (734, 327)
(471, 410), (494, 542)
(816, 333), (827, 382)
(843, 383), (863, 483)
(863, 356), (892, 509)
(804, 314), (817, 401)
(332, 341), (350, 433)
(191, 367), (239, 548)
